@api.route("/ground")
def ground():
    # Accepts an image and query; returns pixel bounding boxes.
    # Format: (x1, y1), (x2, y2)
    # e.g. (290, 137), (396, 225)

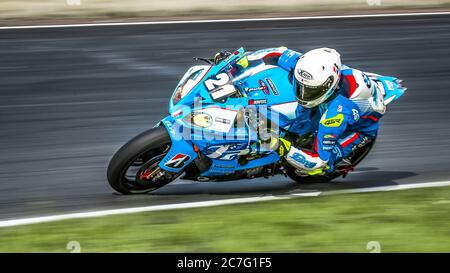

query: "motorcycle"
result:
(107, 47), (406, 194)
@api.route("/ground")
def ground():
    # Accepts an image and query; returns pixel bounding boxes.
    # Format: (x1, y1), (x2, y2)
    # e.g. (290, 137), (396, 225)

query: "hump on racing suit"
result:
(314, 66), (387, 169)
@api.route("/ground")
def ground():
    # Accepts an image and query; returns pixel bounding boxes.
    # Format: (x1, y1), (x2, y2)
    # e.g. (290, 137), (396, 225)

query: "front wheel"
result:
(107, 126), (176, 194)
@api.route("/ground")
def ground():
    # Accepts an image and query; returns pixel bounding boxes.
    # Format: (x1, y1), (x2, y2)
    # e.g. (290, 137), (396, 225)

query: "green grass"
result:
(1, 186), (450, 252)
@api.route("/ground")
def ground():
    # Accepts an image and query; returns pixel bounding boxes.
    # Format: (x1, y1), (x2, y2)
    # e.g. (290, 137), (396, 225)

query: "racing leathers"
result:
(245, 47), (386, 175)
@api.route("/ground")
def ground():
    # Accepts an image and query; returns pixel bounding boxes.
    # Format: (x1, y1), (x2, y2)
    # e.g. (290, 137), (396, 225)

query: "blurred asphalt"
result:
(1, 14), (450, 220)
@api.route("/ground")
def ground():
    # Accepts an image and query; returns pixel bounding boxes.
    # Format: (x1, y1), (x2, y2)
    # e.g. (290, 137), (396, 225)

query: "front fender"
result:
(158, 116), (198, 173)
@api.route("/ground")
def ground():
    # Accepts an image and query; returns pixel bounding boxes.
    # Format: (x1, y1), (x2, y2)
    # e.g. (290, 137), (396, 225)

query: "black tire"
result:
(107, 126), (174, 194)
(286, 165), (340, 184)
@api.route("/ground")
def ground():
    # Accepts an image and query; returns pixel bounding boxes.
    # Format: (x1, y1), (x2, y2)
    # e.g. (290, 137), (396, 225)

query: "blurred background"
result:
(1, 0), (450, 25)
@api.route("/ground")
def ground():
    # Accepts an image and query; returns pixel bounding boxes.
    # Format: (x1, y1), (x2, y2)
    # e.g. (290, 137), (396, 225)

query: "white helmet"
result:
(294, 48), (342, 108)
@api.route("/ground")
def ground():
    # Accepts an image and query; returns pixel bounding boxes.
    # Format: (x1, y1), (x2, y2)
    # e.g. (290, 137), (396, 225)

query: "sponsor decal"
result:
(215, 117), (231, 124)
(352, 109), (360, 121)
(164, 153), (191, 168)
(192, 112), (213, 128)
(291, 152), (317, 169)
(337, 104), (343, 113)
(249, 99), (267, 105)
(258, 79), (270, 95)
(265, 78), (279, 95)
(321, 113), (344, 127)
(323, 134), (337, 139)
(298, 69), (313, 80)
(243, 80), (270, 94)
(214, 164), (235, 169)
(322, 140), (336, 145)
(205, 144), (249, 160)
(244, 86), (266, 92)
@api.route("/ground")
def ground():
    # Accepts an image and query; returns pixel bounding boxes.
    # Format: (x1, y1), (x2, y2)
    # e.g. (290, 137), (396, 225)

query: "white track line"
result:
(322, 181), (450, 195)
(1, 181), (450, 228)
(0, 195), (291, 228)
(1, 11), (450, 30)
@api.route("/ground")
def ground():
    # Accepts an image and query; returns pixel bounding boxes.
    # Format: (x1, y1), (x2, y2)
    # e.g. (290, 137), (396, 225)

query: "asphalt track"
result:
(1, 14), (450, 221)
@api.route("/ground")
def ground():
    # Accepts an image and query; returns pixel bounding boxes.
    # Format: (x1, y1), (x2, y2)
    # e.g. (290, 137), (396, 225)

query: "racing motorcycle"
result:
(107, 48), (406, 194)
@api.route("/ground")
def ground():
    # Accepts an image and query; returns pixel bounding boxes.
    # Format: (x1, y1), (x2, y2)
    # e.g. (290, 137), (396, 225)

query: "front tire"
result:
(107, 126), (174, 194)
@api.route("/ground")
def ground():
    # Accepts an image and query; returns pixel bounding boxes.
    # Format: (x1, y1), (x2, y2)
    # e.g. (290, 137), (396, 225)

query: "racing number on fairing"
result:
(205, 73), (237, 101)
(204, 73), (230, 90)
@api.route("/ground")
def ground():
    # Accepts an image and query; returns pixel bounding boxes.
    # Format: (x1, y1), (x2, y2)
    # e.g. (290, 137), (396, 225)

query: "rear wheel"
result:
(107, 126), (176, 194)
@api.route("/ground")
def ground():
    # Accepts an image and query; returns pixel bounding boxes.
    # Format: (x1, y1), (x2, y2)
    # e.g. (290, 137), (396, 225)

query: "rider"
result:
(216, 47), (385, 175)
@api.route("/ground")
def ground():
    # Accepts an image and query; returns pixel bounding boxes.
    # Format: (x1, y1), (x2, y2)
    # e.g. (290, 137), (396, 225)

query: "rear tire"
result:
(107, 126), (174, 194)
(286, 165), (340, 184)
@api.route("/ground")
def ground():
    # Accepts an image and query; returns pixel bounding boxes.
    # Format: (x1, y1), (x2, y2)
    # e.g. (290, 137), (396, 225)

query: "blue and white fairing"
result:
(157, 48), (305, 176)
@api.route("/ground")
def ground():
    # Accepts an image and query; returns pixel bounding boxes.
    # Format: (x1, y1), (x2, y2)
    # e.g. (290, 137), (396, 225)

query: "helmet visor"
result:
(295, 76), (334, 103)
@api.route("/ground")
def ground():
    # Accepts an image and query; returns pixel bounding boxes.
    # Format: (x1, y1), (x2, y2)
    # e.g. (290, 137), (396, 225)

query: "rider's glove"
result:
(213, 50), (232, 65)
(285, 147), (329, 176)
